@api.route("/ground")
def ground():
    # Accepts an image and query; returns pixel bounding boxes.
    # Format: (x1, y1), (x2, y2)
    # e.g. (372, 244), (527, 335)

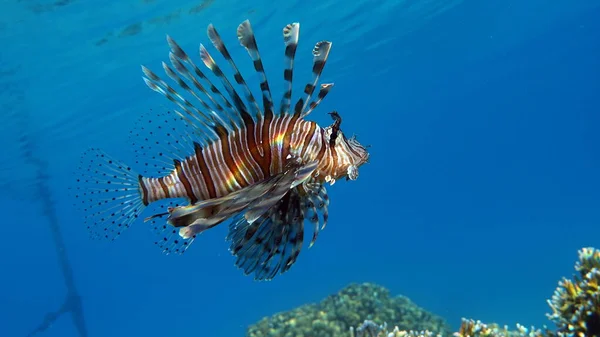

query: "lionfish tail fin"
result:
(72, 148), (146, 241)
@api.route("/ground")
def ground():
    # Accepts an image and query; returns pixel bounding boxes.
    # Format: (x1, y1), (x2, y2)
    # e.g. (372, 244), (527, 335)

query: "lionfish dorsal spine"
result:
(166, 35), (240, 129)
(302, 83), (335, 117)
(199, 42), (255, 129)
(166, 51), (235, 133)
(160, 60), (231, 134)
(206, 24), (263, 122)
(237, 20), (275, 119)
(280, 22), (300, 116)
(300, 41), (333, 118)
(141, 66), (220, 142)
(142, 54), (228, 140)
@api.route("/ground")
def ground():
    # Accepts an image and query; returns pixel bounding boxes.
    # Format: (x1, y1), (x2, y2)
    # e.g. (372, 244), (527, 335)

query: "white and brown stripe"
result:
(139, 114), (332, 205)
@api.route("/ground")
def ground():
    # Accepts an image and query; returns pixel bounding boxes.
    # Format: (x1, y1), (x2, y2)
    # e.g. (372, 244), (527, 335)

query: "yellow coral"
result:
(546, 247), (600, 337)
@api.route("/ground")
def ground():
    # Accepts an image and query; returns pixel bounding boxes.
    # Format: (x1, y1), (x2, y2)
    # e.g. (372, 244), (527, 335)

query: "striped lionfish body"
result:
(74, 20), (370, 281)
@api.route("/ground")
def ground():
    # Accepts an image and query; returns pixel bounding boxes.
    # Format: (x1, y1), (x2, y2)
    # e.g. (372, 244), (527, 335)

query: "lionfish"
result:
(74, 20), (370, 281)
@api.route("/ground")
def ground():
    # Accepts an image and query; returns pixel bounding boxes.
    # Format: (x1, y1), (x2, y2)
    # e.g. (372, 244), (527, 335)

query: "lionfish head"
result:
(323, 111), (370, 182)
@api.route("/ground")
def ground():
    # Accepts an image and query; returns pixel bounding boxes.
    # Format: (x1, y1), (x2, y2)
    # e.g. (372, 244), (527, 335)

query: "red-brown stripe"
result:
(173, 159), (197, 203)
(219, 131), (249, 188)
(245, 122), (269, 175)
(316, 128), (328, 161)
(235, 125), (262, 182)
(282, 113), (301, 162)
(300, 122), (317, 159)
(194, 141), (217, 199)
(138, 175), (149, 206)
(157, 177), (170, 198)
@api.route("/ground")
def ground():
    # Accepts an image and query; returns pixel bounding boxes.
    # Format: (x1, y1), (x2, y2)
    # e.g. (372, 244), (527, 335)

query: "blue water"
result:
(1, 0), (599, 336)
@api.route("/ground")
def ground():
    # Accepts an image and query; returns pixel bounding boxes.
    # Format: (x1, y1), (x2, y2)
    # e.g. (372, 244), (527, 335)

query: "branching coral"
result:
(546, 247), (600, 337)
(350, 319), (443, 337)
(453, 318), (551, 337)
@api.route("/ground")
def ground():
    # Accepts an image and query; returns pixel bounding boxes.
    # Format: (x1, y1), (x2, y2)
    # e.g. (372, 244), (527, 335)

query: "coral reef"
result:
(246, 247), (600, 337)
(546, 247), (600, 337)
(246, 283), (452, 337)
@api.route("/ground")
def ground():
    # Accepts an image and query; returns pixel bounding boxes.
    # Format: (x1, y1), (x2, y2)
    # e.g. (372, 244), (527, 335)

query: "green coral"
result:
(246, 283), (452, 337)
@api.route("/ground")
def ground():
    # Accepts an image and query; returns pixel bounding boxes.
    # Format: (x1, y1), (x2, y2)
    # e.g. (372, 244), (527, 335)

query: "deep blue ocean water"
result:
(1, 0), (599, 336)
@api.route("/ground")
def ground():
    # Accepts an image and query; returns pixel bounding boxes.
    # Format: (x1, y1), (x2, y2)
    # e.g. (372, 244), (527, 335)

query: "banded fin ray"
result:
(199, 44), (255, 127)
(141, 66), (222, 138)
(161, 58), (234, 134)
(237, 19), (275, 117)
(166, 36), (241, 128)
(280, 22), (300, 115)
(302, 83), (334, 117)
(142, 38), (244, 141)
(303, 182), (329, 247)
(226, 181), (329, 281)
(300, 41), (333, 117)
(206, 23), (262, 121)
(227, 188), (305, 281)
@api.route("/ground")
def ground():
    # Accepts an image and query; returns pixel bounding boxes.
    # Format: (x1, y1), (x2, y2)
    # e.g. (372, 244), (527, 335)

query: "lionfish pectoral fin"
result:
(302, 182), (330, 247)
(222, 161), (322, 281)
(243, 159), (319, 223)
(227, 188), (306, 281)
(73, 148), (146, 241)
(165, 176), (279, 229)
